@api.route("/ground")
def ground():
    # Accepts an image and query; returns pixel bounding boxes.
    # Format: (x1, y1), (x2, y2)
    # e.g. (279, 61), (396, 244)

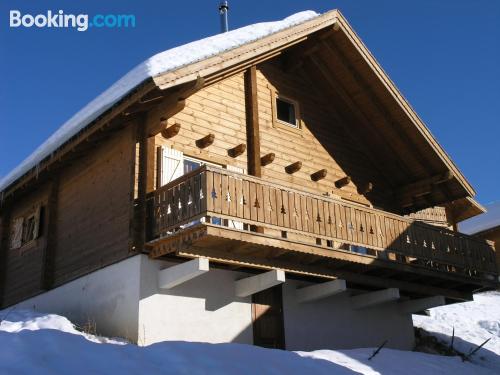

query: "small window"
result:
(10, 205), (42, 249)
(276, 97), (298, 128)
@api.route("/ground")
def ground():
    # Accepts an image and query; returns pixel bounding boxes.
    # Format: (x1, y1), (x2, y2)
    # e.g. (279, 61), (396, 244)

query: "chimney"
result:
(219, 1), (229, 33)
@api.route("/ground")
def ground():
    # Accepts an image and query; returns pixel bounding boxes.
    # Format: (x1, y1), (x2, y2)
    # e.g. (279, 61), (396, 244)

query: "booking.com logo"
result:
(9, 10), (136, 31)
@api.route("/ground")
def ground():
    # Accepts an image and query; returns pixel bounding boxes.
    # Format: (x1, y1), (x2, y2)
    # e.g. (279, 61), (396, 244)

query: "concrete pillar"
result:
(399, 295), (445, 314)
(158, 258), (209, 289)
(296, 279), (346, 303)
(351, 288), (400, 310)
(235, 269), (285, 297)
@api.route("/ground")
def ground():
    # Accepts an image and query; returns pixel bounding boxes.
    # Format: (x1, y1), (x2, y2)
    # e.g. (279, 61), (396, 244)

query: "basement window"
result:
(276, 97), (298, 128)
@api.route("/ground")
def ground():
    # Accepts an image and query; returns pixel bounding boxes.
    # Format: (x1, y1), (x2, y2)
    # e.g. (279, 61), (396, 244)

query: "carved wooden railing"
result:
(146, 166), (498, 280)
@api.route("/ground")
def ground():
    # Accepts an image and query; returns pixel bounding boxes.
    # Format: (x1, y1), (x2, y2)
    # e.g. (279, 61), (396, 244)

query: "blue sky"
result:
(1, 0), (499, 204)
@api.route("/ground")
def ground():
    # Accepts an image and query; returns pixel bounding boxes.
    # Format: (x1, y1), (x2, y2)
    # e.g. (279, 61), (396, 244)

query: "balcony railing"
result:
(146, 165), (498, 281)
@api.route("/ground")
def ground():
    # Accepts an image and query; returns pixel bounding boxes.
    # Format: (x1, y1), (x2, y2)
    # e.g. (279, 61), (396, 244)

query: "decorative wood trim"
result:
(285, 161), (302, 174)
(195, 134), (215, 149)
(335, 176), (351, 189)
(260, 153), (275, 167)
(310, 169), (327, 182)
(161, 122), (181, 139)
(228, 143), (246, 158)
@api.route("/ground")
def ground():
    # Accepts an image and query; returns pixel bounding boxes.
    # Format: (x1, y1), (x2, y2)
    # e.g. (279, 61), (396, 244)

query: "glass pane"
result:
(276, 97), (297, 127)
(184, 159), (201, 174)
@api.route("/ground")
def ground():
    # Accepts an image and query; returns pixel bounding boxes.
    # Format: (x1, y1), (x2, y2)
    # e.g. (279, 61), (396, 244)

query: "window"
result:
(276, 97), (298, 128)
(10, 206), (42, 249)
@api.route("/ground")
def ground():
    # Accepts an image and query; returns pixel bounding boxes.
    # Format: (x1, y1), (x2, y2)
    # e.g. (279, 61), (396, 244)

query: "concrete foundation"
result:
(12, 254), (416, 350)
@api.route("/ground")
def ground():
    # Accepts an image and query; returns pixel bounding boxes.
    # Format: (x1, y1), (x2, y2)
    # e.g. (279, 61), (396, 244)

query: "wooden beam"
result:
(133, 115), (148, 252)
(228, 143), (246, 158)
(161, 122), (181, 139)
(260, 153), (275, 167)
(310, 169), (328, 182)
(285, 161), (302, 174)
(195, 133), (215, 149)
(244, 66), (261, 177)
(335, 176), (351, 188)
(301, 58), (407, 189)
(397, 172), (454, 206)
(41, 175), (59, 290)
(358, 182), (373, 195)
(156, 146), (163, 189)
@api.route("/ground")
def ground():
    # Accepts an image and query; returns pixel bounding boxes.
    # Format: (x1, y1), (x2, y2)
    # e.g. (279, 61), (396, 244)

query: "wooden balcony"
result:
(145, 166), (498, 301)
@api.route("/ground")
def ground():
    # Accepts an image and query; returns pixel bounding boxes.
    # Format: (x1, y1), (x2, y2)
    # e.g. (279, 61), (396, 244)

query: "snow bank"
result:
(0, 11), (319, 193)
(297, 348), (494, 375)
(413, 291), (500, 372)
(1, 308), (497, 375)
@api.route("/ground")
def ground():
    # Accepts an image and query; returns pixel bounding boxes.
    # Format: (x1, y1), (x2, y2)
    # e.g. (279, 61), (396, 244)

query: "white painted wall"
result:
(11, 254), (416, 351)
(282, 280), (415, 351)
(137, 256), (253, 346)
(12, 256), (141, 342)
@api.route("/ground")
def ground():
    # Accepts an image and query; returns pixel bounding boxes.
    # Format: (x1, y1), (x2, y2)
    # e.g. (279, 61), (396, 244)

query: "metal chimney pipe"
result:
(219, 1), (229, 33)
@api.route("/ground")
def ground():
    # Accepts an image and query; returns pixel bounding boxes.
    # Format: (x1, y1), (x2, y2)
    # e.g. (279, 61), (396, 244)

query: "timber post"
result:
(244, 66), (263, 233)
(134, 114), (149, 252)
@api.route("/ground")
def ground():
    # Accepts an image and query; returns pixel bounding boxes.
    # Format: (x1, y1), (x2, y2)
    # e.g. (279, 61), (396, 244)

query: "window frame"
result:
(270, 90), (302, 133)
(10, 205), (42, 250)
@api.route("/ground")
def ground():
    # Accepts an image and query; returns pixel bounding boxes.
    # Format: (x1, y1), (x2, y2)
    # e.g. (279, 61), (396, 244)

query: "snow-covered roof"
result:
(0, 11), (320, 193)
(460, 201), (500, 235)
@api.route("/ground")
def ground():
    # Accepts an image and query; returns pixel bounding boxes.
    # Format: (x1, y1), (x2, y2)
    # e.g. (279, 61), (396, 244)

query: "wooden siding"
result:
(256, 62), (392, 209)
(153, 65), (392, 211)
(1, 186), (50, 306)
(1, 126), (136, 307)
(154, 73), (248, 179)
(52, 126), (135, 286)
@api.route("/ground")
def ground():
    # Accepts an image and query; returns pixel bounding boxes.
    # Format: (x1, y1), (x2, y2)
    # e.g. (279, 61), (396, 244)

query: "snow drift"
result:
(1, 293), (499, 374)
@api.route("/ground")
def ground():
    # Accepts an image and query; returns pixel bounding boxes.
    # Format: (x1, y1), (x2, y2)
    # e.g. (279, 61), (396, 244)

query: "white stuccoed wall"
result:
(282, 280), (415, 351)
(11, 255), (142, 342)
(10, 254), (416, 350)
(137, 256), (254, 346)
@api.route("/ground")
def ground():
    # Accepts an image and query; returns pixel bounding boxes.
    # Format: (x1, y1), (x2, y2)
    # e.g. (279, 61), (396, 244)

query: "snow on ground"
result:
(413, 291), (500, 373)
(1, 301), (498, 375)
(0, 10), (320, 193)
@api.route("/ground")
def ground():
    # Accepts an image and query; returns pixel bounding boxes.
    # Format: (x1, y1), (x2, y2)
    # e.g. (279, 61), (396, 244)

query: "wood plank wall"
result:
(256, 62), (390, 208)
(1, 126), (136, 307)
(153, 63), (392, 210)
(154, 73), (248, 182)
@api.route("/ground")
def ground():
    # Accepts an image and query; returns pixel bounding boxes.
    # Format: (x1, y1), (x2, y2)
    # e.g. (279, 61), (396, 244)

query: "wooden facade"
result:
(0, 10), (497, 308)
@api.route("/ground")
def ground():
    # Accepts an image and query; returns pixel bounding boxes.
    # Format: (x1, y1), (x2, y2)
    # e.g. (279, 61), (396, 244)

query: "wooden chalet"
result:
(0, 10), (497, 350)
